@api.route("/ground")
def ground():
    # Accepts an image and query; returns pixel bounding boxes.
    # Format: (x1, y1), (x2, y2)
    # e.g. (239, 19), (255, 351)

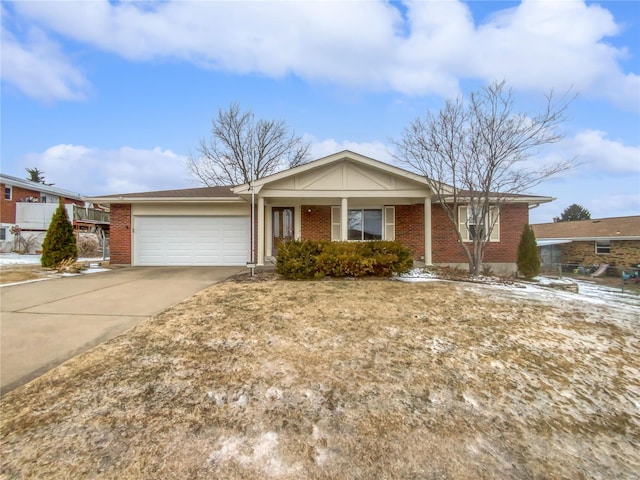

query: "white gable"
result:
(261, 159), (429, 196)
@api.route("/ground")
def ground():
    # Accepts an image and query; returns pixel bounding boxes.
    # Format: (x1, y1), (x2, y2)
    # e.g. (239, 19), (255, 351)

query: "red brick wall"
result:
(431, 203), (528, 264)
(293, 202), (528, 265)
(395, 204), (425, 259)
(109, 204), (132, 265)
(301, 205), (332, 240)
(1, 183), (83, 224)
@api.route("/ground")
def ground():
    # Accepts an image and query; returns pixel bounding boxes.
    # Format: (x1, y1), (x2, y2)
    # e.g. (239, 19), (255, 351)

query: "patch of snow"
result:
(0, 253), (41, 265)
(0, 253), (107, 266)
(393, 268), (440, 283)
(208, 432), (300, 477)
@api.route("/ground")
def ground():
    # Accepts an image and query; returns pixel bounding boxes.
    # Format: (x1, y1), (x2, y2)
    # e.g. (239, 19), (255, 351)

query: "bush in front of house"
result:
(41, 200), (78, 268)
(276, 240), (413, 279)
(517, 224), (540, 279)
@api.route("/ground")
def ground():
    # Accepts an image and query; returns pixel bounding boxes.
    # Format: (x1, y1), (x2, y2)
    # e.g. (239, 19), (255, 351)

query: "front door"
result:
(272, 207), (294, 256)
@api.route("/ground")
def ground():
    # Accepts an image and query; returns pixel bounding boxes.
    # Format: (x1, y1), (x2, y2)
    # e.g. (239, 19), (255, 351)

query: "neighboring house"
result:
(0, 173), (109, 252)
(532, 216), (640, 269)
(91, 151), (553, 274)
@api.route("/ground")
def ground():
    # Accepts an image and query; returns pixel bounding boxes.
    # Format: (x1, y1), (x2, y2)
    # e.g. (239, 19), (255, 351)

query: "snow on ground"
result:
(0, 253), (107, 265)
(393, 268), (439, 282)
(396, 268), (639, 323)
(0, 253), (42, 265)
(0, 253), (111, 287)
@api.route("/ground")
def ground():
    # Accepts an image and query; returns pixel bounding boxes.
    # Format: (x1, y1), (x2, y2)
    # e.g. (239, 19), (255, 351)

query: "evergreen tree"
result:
(41, 199), (77, 268)
(517, 224), (540, 279)
(559, 204), (591, 222)
(25, 167), (46, 184)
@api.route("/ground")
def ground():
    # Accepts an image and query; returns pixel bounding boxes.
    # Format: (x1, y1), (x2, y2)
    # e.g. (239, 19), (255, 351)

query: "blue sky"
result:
(1, 0), (638, 224)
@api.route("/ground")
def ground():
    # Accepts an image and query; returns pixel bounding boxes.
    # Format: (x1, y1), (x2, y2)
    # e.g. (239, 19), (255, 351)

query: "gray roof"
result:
(92, 185), (238, 200)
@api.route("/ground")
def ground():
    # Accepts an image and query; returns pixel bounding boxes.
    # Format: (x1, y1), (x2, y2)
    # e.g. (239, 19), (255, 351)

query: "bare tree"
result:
(187, 103), (310, 186)
(394, 80), (575, 275)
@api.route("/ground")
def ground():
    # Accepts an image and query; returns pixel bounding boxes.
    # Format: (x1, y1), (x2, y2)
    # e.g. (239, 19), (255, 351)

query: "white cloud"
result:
(1, 14), (88, 101)
(8, 0), (638, 106)
(570, 130), (640, 174)
(20, 144), (192, 196)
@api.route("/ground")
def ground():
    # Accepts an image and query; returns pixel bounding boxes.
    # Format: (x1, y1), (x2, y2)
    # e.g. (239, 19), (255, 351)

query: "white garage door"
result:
(133, 216), (250, 266)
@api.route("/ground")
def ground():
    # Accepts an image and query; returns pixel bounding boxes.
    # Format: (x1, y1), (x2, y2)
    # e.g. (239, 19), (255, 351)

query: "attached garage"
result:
(133, 215), (250, 266)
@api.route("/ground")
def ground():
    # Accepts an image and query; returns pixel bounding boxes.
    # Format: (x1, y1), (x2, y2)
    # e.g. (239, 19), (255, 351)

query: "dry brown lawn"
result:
(0, 265), (48, 285)
(1, 275), (638, 479)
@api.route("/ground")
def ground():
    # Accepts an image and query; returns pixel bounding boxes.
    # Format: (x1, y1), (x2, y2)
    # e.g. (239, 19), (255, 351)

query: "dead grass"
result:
(1, 277), (639, 479)
(0, 265), (48, 285)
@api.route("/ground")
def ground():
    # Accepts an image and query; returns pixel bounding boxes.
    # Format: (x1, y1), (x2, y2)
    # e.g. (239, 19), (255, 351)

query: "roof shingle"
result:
(532, 216), (640, 239)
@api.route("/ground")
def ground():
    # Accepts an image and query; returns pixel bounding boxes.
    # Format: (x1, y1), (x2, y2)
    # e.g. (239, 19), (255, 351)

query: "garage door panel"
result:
(134, 216), (250, 266)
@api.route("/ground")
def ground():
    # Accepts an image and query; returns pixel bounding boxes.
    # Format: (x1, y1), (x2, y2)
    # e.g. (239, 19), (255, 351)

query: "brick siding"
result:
(301, 205), (332, 241)
(295, 202), (528, 264)
(395, 204), (425, 259)
(432, 203), (528, 264)
(110, 204), (132, 265)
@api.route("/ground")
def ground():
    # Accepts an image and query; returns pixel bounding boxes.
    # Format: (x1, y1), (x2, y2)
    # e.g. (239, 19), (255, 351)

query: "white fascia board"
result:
(438, 195), (555, 205)
(537, 236), (640, 242)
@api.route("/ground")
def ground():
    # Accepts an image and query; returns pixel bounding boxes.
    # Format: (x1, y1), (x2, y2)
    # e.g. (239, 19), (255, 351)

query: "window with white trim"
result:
(0, 227), (6, 241)
(331, 206), (395, 241)
(595, 240), (610, 254)
(458, 205), (500, 242)
(4, 186), (11, 200)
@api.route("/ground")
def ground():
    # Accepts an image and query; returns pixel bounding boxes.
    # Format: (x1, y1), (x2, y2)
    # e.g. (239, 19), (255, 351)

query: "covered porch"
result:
(232, 151), (437, 267)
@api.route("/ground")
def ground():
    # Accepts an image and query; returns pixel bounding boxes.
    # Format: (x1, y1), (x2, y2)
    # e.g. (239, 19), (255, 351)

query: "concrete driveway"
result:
(0, 266), (242, 394)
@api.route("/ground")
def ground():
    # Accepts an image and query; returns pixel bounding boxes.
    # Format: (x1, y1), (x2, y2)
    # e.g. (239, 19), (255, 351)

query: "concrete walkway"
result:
(0, 266), (242, 394)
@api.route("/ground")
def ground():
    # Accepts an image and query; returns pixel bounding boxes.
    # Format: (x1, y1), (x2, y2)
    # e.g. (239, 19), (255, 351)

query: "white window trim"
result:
(4, 186), (12, 201)
(458, 205), (500, 242)
(331, 205), (395, 241)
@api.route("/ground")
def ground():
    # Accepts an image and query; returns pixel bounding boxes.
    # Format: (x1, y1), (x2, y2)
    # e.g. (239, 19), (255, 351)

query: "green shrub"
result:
(275, 240), (324, 280)
(276, 240), (413, 279)
(41, 199), (78, 268)
(517, 224), (540, 279)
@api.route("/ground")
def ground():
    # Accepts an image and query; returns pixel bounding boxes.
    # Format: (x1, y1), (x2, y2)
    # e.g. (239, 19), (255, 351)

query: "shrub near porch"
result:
(276, 240), (413, 279)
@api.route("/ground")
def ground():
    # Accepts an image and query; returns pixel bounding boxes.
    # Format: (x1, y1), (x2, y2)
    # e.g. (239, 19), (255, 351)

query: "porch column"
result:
(340, 197), (349, 241)
(257, 196), (265, 266)
(424, 196), (432, 265)
(294, 205), (302, 240)
(265, 204), (273, 258)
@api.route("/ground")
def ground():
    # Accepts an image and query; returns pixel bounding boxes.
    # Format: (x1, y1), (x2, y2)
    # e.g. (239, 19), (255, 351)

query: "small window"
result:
(0, 227), (6, 241)
(4, 186), (11, 200)
(41, 195), (47, 203)
(458, 205), (500, 242)
(595, 241), (611, 254)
